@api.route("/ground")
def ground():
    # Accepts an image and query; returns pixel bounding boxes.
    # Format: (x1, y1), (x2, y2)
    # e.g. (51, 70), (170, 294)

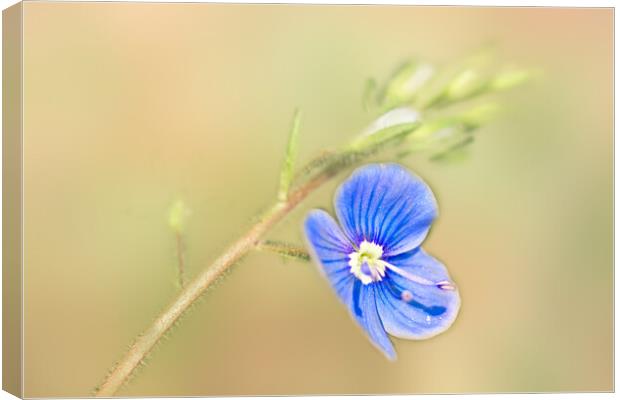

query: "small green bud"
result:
(168, 199), (190, 233)
(381, 61), (435, 107)
(445, 69), (484, 100)
(361, 107), (419, 137)
(404, 102), (497, 158)
(408, 119), (453, 143)
(490, 69), (532, 91)
(460, 103), (499, 129)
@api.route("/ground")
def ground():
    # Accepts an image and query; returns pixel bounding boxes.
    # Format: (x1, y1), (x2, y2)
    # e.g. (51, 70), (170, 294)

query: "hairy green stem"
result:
(175, 232), (185, 287)
(95, 120), (417, 396)
(95, 170), (332, 397)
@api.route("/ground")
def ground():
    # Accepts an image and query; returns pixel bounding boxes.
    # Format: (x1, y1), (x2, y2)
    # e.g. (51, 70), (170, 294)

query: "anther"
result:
(401, 290), (413, 302)
(436, 280), (456, 291)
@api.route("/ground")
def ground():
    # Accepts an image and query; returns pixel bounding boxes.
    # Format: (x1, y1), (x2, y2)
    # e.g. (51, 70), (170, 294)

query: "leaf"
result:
(362, 78), (378, 112)
(257, 240), (310, 262)
(277, 109), (302, 202)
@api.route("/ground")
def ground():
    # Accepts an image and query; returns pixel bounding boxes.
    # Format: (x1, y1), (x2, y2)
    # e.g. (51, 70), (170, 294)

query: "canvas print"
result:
(2, 2), (613, 398)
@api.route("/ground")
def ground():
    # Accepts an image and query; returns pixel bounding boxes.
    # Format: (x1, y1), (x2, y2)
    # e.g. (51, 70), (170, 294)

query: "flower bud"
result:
(445, 69), (484, 100)
(490, 69), (532, 91)
(361, 107), (420, 137)
(168, 199), (191, 233)
(381, 61), (434, 107)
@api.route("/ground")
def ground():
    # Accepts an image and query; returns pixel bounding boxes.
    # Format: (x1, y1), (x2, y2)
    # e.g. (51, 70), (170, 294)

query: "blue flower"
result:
(304, 163), (460, 360)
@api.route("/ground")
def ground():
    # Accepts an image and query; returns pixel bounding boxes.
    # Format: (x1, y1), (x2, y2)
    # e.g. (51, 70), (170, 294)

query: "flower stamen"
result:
(348, 241), (457, 292)
(381, 261), (434, 285)
(436, 280), (456, 291)
(382, 261), (457, 292)
(348, 241), (386, 285)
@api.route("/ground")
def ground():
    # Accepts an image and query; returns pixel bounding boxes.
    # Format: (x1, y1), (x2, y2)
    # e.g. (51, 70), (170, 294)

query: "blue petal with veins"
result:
(304, 163), (460, 360)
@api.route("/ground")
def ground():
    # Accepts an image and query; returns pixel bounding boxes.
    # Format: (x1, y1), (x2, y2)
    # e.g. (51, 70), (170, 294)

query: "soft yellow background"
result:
(22, 4), (612, 397)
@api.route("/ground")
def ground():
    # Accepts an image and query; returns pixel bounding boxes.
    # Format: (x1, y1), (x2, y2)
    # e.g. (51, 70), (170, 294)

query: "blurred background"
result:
(22, 4), (612, 397)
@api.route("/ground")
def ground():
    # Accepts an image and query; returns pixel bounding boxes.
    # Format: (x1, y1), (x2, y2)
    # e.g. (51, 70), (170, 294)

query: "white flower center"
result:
(347, 240), (458, 291)
(348, 241), (387, 285)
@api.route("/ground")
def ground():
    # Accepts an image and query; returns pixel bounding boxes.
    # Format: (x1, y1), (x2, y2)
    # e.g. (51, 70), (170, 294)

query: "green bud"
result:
(404, 102), (497, 157)
(361, 107), (419, 137)
(460, 103), (499, 129)
(168, 199), (190, 233)
(445, 69), (485, 100)
(380, 61), (435, 107)
(490, 69), (532, 91)
(408, 118), (455, 143)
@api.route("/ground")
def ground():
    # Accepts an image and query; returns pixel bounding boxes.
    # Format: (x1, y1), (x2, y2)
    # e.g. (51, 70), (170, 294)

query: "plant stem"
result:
(94, 171), (332, 397)
(95, 120), (416, 396)
(175, 232), (185, 287)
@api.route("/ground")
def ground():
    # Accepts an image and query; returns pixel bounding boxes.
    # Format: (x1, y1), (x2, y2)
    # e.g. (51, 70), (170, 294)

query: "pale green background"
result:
(23, 4), (612, 396)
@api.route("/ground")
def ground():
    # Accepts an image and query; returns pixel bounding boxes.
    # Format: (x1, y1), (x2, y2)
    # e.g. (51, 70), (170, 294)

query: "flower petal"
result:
(352, 282), (396, 360)
(334, 163), (437, 256)
(305, 210), (396, 360)
(376, 248), (460, 340)
(304, 209), (355, 304)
